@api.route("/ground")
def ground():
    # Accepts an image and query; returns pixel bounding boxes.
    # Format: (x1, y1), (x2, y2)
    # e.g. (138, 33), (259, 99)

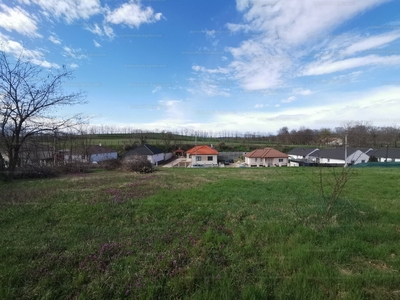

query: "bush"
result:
(122, 155), (153, 173)
(55, 162), (93, 174)
(8, 165), (60, 179)
(100, 158), (122, 171)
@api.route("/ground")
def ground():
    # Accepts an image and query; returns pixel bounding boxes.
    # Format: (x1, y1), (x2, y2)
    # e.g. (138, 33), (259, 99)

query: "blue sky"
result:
(1, 0), (400, 134)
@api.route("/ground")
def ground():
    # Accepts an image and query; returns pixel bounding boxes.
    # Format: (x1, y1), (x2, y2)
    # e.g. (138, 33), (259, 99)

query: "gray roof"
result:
(315, 147), (372, 160)
(125, 144), (164, 156)
(369, 148), (400, 159)
(287, 148), (319, 156)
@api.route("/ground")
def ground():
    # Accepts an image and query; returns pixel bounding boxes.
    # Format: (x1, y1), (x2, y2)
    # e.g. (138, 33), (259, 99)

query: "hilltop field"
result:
(1, 167), (399, 299)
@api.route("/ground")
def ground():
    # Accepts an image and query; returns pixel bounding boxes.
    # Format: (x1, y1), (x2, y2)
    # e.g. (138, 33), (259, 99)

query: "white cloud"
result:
(48, 35), (61, 44)
(187, 82), (230, 97)
(341, 31), (400, 56)
(105, 0), (162, 28)
(62, 46), (87, 59)
(85, 23), (103, 36)
(0, 4), (41, 37)
(158, 100), (185, 119)
(302, 55), (400, 76)
(69, 63), (79, 68)
(0, 32), (59, 68)
(192, 65), (229, 74)
(93, 39), (101, 47)
(103, 23), (115, 39)
(293, 88), (313, 96)
(189, 86), (400, 133)
(217, 0), (392, 91)
(27, 0), (102, 23)
(281, 96), (296, 103)
(152, 86), (161, 93)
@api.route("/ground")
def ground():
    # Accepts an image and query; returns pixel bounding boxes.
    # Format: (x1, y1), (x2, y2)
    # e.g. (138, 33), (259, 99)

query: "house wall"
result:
(289, 154), (305, 160)
(317, 151), (370, 165)
(318, 158), (344, 164)
(245, 157), (288, 166)
(91, 152), (118, 162)
(67, 152), (117, 163)
(377, 157), (400, 162)
(68, 154), (88, 163)
(147, 153), (165, 164)
(346, 150), (369, 164)
(191, 155), (217, 165)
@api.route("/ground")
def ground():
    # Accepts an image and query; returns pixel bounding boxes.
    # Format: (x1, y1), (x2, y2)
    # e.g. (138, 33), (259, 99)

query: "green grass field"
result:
(1, 168), (399, 299)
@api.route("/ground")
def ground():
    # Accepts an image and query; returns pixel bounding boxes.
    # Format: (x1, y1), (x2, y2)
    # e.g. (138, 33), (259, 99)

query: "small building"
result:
(245, 148), (289, 167)
(369, 148), (400, 162)
(61, 145), (118, 163)
(314, 147), (373, 166)
(124, 144), (166, 165)
(186, 145), (218, 166)
(287, 148), (319, 161)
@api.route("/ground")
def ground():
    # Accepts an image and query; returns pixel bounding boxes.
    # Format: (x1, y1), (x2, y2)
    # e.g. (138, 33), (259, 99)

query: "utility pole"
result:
(385, 143), (390, 162)
(344, 134), (348, 167)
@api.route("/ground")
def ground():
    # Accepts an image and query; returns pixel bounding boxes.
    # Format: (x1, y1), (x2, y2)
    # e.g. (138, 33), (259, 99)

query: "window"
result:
(207, 156), (213, 161)
(327, 159), (330, 162)
(196, 156), (201, 161)
(361, 160), (365, 163)
(278, 158), (283, 162)
(255, 158), (258, 162)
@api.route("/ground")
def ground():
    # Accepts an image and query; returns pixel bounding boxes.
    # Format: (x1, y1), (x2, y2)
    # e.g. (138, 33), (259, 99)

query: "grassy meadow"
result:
(0, 167), (399, 299)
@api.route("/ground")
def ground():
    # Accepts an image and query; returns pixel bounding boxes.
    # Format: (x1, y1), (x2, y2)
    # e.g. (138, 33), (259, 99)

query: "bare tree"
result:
(131, 129), (148, 146)
(160, 130), (175, 152)
(0, 50), (86, 175)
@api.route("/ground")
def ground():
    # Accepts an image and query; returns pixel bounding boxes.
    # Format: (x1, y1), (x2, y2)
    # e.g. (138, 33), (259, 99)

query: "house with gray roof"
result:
(287, 148), (319, 161)
(369, 148), (400, 162)
(314, 147), (373, 166)
(59, 145), (118, 163)
(124, 144), (167, 165)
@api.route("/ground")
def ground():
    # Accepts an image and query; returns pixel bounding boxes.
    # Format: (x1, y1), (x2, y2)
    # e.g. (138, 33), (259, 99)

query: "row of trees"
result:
(276, 123), (399, 148)
(82, 123), (400, 148)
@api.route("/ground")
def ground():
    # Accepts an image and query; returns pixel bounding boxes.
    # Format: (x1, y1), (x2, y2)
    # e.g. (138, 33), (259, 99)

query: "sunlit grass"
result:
(1, 168), (399, 299)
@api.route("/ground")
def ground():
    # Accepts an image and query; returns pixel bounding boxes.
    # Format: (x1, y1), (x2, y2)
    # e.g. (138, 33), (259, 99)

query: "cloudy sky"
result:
(1, 0), (400, 134)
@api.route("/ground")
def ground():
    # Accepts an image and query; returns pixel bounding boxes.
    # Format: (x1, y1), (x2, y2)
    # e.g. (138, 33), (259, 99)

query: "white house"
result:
(245, 148), (289, 167)
(124, 144), (167, 165)
(61, 145), (118, 163)
(287, 148), (319, 161)
(186, 145), (218, 166)
(314, 148), (373, 165)
(369, 148), (400, 162)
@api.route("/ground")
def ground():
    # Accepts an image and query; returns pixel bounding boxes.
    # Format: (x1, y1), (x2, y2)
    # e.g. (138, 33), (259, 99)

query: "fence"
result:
(218, 152), (246, 161)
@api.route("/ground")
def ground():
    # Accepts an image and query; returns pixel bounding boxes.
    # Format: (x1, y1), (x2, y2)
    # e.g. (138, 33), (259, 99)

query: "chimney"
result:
(210, 144), (213, 148)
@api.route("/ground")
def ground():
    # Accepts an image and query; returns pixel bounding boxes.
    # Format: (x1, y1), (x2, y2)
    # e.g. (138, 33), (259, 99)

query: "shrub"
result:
(122, 155), (153, 173)
(56, 162), (92, 174)
(8, 165), (60, 179)
(101, 158), (122, 171)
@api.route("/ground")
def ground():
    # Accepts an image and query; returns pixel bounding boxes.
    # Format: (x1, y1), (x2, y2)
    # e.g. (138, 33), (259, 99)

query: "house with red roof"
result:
(186, 145), (219, 166)
(245, 148), (288, 167)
